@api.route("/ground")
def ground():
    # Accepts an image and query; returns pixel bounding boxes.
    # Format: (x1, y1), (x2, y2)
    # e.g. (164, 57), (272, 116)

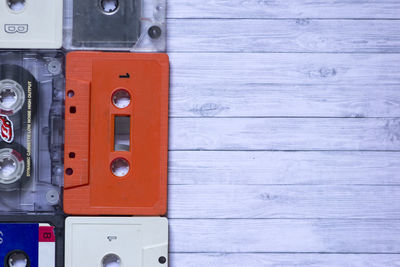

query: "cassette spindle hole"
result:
(0, 148), (25, 186)
(102, 253), (121, 267)
(0, 89), (17, 109)
(100, 0), (119, 14)
(0, 79), (25, 114)
(65, 168), (73, 176)
(111, 158), (130, 177)
(6, 250), (29, 267)
(0, 157), (17, 179)
(159, 256), (167, 264)
(112, 89), (131, 109)
(7, 0), (25, 12)
(67, 90), (75, 98)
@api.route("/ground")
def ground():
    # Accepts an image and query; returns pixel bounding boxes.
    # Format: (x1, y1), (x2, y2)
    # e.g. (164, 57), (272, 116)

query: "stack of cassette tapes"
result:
(0, 0), (169, 266)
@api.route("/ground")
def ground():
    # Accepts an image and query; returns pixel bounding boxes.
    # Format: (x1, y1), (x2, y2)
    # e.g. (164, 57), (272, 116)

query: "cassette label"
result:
(0, 223), (55, 267)
(65, 217), (168, 267)
(64, 52), (169, 215)
(0, 115), (14, 143)
(0, 0), (63, 49)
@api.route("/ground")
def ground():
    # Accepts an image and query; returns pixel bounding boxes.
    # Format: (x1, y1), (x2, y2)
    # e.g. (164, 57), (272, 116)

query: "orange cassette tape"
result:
(63, 52), (169, 215)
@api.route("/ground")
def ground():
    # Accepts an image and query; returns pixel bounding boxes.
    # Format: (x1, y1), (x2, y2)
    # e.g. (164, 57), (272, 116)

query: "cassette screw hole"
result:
(67, 90), (75, 98)
(148, 26), (162, 39)
(7, 0), (25, 12)
(102, 253), (121, 267)
(65, 168), (73, 175)
(159, 256), (167, 264)
(112, 89), (131, 109)
(69, 152), (76, 158)
(7, 251), (29, 267)
(70, 106), (76, 113)
(0, 89), (17, 109)
(111, 158), (130, 177)
(100, 0), (119, 14)
(46, 190), (60, 205)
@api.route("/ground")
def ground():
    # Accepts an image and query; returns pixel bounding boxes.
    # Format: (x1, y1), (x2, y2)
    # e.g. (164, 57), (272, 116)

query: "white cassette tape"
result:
(65, 217), (169, 267)
(0, 0), (63, 49)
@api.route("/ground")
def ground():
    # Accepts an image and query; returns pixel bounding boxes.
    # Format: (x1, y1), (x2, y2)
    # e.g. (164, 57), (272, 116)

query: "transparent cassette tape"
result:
(0, 51), (64, 213)
(63, 0), (166, 52)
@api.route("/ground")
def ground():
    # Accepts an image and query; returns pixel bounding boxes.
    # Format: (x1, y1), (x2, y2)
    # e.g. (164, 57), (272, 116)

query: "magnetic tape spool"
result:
(0, 143), (30, 190)
(0, 64), (38, 124)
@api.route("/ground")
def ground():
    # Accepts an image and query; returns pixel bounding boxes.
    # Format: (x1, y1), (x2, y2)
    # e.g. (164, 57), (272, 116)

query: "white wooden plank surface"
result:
(168, 185), (400, 219)
(169, 219), (400, 253)
(168, 19), (400, 53)
(169, 151), (400, 185)
(167, 0), (400, 19)
(171, 84), (400, 117)
(170, 253), (400, 267)
(170, 53), (400, 86)
(170, 118), (400, 151)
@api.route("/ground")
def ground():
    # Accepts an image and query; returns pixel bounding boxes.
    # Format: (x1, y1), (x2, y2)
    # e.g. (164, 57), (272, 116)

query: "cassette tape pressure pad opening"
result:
(64, 52), (169, 215)
(0, 0), (63, 49)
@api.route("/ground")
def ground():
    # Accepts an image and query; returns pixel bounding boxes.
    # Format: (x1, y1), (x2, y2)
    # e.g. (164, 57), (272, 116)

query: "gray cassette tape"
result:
(64, 0), (166, 51)
(65, 217), (169, 267)
(0, 0), (63, 49)
(0, 51), (64, 213)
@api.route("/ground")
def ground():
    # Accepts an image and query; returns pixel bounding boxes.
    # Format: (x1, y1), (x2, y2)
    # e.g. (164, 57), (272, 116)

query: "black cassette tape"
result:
(0, 214), (64, 267)
(0, 51), (64, 214)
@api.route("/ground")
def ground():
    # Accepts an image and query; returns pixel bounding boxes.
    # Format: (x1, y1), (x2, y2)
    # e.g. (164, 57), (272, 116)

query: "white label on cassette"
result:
(65, 217), (169, 267)
(0, 0), (63, 48)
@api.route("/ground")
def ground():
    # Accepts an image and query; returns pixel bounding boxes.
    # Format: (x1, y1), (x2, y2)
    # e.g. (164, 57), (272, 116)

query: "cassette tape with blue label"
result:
(0, 215), (64, 267)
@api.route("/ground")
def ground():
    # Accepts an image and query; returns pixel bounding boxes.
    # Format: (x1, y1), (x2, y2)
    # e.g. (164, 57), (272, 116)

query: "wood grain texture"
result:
(169, 151), (400, 185)
(168, 19), (400, 53)
(170, 53), (400, 86)
(170, 118), (400, 151)
(167, 0), (400, 19)
(168, 185), (400, 219)
(164, 0), (400, 263)
(171, 83), (400, 118)
(170, 253), (400, 267)
(169, 219), (400, 253)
